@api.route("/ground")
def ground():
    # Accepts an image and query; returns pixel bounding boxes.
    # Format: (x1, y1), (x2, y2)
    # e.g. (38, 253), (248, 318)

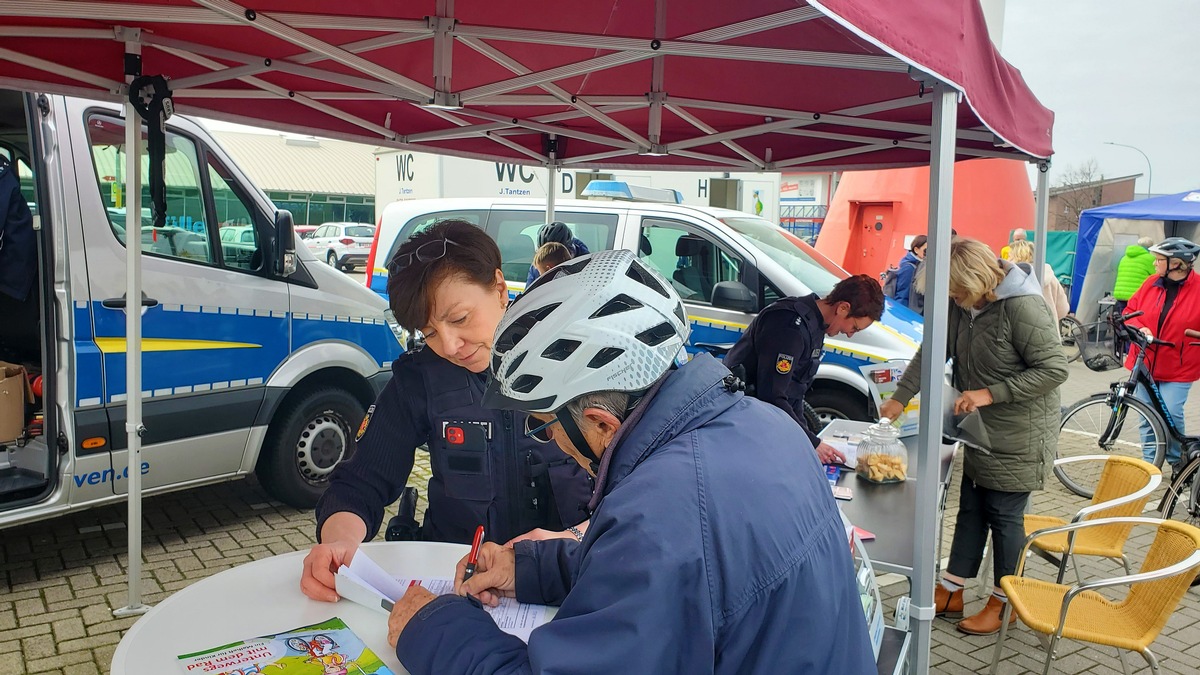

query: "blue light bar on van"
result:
(580, 181), (683, 204)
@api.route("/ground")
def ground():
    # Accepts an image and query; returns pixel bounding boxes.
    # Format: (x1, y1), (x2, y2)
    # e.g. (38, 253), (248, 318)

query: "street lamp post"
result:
(1104, 141), (1152, 197)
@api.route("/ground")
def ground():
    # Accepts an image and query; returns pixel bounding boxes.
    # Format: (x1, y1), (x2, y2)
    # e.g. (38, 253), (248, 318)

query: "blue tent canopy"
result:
(1072, 190), (1200, 310)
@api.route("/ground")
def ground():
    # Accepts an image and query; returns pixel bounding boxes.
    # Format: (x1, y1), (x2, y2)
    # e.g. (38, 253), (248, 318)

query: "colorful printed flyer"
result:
(177, 617), (394, 675)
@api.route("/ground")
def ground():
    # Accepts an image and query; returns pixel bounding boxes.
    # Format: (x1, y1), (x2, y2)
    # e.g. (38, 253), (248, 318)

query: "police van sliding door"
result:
(634, 216), (754, 346)
(69, 102), (288, 498)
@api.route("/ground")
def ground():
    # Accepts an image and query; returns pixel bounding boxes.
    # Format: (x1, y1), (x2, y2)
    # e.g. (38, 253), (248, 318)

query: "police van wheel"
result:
(806, 389), (870, 428)
(257, 387), (365, 508)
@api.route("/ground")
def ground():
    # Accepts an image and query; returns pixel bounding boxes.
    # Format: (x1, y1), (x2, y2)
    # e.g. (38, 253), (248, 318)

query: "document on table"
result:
(334, 549), (550, 642)
(818, 418), (874, 468)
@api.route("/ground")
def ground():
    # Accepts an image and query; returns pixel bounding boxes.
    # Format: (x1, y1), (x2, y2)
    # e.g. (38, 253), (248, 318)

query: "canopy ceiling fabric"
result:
(1072, 189), (1200, 308)
(0, 0), (1052, 171)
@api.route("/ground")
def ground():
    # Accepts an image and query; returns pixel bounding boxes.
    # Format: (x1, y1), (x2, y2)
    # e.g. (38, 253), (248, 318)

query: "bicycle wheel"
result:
(1160, 458), (1200, 529)
(1059, 315), (1082, 363)
(1056, 394), (1167, 498)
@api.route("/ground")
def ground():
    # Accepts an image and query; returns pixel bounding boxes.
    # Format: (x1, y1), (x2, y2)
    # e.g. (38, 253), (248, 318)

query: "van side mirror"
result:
(274, 209), (297, 276)
(711, 281), (756, 313)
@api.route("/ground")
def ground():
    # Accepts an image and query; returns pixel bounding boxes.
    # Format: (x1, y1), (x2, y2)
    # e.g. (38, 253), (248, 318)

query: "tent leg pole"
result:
(546, 135), (558, 223)
(1033, 162), (1051, 283)
(909, 82), (958, 675)
(114, 47), (151, 619)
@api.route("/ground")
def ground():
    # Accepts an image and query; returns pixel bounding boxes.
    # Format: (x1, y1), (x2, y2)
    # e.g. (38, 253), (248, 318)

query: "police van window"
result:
(86, 114), (216, 265)
(208, 156), (261, 272)
(488, 211), (618, 283)
(639, 219), (741, 304)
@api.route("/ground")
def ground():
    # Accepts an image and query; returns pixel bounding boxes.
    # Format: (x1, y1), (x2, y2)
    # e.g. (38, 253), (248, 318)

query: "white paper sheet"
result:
(335, 550), (550, 643)
(819, 419), (875, 468)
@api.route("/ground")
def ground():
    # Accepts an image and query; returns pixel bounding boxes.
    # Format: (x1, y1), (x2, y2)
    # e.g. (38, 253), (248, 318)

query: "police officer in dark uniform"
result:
(725, 274), (884, 465)
(301, 219), (593, 603)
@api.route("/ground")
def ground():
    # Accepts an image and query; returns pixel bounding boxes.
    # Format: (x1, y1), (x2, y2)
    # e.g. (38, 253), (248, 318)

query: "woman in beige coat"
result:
(1008, 239), (1069, 321)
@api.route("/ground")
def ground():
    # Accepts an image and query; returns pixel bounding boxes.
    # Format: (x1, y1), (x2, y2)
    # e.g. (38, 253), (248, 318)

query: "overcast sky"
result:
(1000, 0), (1197, 195)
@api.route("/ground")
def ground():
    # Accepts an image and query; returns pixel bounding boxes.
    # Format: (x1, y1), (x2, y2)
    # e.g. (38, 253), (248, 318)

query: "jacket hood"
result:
(994, 259), (1045, 302)
(901, 251), (922, 266)
(1125, 245), (1151, 260)
(601, 354), (739, 497)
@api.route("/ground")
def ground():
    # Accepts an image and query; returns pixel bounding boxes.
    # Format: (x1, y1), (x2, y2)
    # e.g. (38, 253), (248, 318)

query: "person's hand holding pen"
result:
(455, 543), (517, 607)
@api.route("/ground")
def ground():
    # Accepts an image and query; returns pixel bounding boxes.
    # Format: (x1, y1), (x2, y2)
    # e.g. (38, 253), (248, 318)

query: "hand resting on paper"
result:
(454, 542), (516, 607)
(953, 388), (993, 415)
(878, 398), (905, 423)
(301, 512), (366, 602)
(386, 585), (438, 647)
(815, 441), (847, 466)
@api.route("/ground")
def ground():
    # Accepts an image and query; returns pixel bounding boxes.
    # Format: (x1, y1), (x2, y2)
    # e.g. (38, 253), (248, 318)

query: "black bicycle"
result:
(1055, 310), (1177, 498)
(1157, 329), (1200, 533)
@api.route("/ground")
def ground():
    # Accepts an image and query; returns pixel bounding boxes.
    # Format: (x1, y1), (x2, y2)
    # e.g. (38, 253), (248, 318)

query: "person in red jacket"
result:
(1124, 237), (1200, 467)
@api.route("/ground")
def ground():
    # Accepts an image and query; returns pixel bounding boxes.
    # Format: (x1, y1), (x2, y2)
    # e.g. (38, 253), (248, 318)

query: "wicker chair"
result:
(989, 517), (1200, 675)
(1025, 455), (1161, 583)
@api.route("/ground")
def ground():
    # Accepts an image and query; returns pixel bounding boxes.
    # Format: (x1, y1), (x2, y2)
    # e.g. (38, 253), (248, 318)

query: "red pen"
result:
(462, 525), (485, 583)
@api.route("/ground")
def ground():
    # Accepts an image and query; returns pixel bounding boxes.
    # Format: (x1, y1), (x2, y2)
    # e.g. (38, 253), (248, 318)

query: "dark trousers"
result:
(947, 477), (1030, 588)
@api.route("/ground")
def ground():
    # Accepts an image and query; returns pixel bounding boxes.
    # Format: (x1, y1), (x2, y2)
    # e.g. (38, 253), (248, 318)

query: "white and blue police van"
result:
(363, 183), (923, 423)
(0, 90), (404, 527)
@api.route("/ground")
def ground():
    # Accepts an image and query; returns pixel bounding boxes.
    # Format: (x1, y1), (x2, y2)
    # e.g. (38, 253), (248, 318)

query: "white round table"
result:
(111, 541), (469, 675)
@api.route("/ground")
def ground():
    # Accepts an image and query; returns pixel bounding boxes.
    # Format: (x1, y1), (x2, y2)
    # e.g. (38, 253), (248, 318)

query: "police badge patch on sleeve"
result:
(776, 353), (794, 374)
(356, 404), (375, 440)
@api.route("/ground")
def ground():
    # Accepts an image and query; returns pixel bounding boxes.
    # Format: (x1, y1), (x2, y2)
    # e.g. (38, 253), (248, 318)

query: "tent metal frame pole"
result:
(1033, 162), (1051, 282)
(911, 82), (958, 675)
(113, 39), (151, 619)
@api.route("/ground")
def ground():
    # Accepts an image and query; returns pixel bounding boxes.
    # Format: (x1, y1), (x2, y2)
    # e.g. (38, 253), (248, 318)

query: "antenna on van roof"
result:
(580, 181), (683, 204)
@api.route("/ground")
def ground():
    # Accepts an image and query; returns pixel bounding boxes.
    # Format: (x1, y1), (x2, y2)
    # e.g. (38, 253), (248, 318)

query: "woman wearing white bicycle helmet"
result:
(386, 248), (876, 674)
(1125, 236), (1200, 466)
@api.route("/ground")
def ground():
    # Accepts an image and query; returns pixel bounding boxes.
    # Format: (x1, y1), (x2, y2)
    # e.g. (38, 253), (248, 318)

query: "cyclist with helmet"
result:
(524, 221), (590, 286)
(1124, 236), (1200, 467)
(300, 219), (593, 604)
(385, 249), (875, 674)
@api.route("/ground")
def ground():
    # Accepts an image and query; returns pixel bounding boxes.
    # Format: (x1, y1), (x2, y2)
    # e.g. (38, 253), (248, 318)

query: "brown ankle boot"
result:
(956, 595), (1016, 635)
(934, 584), (963, 618)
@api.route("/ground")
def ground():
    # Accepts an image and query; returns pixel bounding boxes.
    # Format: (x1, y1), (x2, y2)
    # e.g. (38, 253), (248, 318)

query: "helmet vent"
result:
(587, 347), (625, 369)
(541, 339), (581, 361)
(496, 302), (562, 353)
(511, 374), (543, 394)
(626, 262), (669, 298)
(635, 322), (676, 347)
(504, 350), (528, 377)
(590, 294), (643, 319)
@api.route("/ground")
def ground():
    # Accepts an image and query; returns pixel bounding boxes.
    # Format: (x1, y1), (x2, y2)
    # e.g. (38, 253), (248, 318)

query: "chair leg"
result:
(1072, 555), (1084, 585)
(1116, 648), (1130, 675)
(1041, 634), (1060, 675)
(988, 603), (1015, 674)
(1139, 647), (1160, 675)
(1054, 550), (1070, 584)
(1119, 554), (1132, 575)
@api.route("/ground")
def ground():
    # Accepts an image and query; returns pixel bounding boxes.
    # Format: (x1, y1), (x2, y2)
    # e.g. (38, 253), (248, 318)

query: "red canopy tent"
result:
(0, 2), (1053, 672)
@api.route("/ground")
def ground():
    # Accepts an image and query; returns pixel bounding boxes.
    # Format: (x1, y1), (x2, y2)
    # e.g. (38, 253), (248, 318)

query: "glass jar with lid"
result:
(855, 421), (908, 483)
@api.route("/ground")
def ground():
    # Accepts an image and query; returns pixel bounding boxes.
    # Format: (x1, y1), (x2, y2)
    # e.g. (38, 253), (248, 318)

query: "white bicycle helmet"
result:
(483, 249), (690, 414)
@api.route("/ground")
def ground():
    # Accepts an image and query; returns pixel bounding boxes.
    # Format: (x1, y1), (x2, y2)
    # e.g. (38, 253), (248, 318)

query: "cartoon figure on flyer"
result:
(280, 634), (365, 674)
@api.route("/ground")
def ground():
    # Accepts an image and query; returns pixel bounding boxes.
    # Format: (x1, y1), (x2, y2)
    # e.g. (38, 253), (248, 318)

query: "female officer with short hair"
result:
(299, 219), (593, 603)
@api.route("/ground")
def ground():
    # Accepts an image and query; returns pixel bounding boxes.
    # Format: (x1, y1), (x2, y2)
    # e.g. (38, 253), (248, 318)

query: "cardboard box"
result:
(0, 361), (34, 442)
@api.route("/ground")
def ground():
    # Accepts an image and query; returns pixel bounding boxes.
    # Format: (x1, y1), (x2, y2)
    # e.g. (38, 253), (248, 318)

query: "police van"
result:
(0, 90), (404, 528)
(363, 188), (923, 423)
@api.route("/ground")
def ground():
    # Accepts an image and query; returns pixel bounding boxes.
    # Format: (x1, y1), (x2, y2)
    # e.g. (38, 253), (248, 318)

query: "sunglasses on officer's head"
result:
(524, 415), (559, 443)
(387, 237), (462, 275)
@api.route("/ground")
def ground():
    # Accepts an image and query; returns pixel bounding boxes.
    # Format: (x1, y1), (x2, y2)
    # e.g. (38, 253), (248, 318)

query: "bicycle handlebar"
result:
(1112, 311), (1175, 349)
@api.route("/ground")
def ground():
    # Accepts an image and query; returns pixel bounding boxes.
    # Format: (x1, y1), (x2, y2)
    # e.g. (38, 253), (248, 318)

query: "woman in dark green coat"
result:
(880, 238), (1068, 636)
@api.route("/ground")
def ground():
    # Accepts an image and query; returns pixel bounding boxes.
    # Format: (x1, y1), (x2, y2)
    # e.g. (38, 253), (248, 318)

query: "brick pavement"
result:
(1, 361), (1198, 674)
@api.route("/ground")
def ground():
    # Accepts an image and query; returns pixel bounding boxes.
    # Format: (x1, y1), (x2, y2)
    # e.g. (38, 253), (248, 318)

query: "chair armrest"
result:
(1070, 473), (1163, 523)
(1052, 454), (1116, 467)
(1015, 517), (1164, 576)
(1053, 550), (1200, 638)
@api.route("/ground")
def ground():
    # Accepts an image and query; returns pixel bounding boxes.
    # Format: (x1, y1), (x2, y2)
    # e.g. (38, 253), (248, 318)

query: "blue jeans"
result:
(1136, 381), (1192, 466)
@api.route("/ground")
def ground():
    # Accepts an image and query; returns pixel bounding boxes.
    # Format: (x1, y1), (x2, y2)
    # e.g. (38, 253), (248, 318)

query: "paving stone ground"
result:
(1, 360), (1198, 674)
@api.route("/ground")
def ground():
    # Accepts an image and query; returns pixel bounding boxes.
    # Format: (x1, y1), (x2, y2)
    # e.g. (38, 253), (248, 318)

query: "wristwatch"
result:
(566, 525), (585, 541)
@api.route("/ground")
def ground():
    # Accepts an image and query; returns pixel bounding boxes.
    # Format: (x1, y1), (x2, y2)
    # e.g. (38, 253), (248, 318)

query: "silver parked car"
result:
(305, 222), (376, 271)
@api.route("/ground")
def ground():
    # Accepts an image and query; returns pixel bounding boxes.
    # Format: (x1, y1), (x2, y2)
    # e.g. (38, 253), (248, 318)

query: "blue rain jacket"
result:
(396, 354), (876, 674)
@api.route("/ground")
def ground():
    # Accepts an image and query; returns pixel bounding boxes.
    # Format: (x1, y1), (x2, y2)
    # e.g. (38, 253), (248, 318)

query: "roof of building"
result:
(210, 130), (376, 197)
(1049, 173), (1142, 196)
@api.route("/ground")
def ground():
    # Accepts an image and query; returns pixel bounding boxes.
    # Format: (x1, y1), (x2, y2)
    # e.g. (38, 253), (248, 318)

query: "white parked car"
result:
(305, 222), (376, 271)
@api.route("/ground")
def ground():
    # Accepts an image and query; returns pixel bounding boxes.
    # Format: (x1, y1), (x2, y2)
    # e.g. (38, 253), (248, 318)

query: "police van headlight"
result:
(383, 309), (411, 347)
